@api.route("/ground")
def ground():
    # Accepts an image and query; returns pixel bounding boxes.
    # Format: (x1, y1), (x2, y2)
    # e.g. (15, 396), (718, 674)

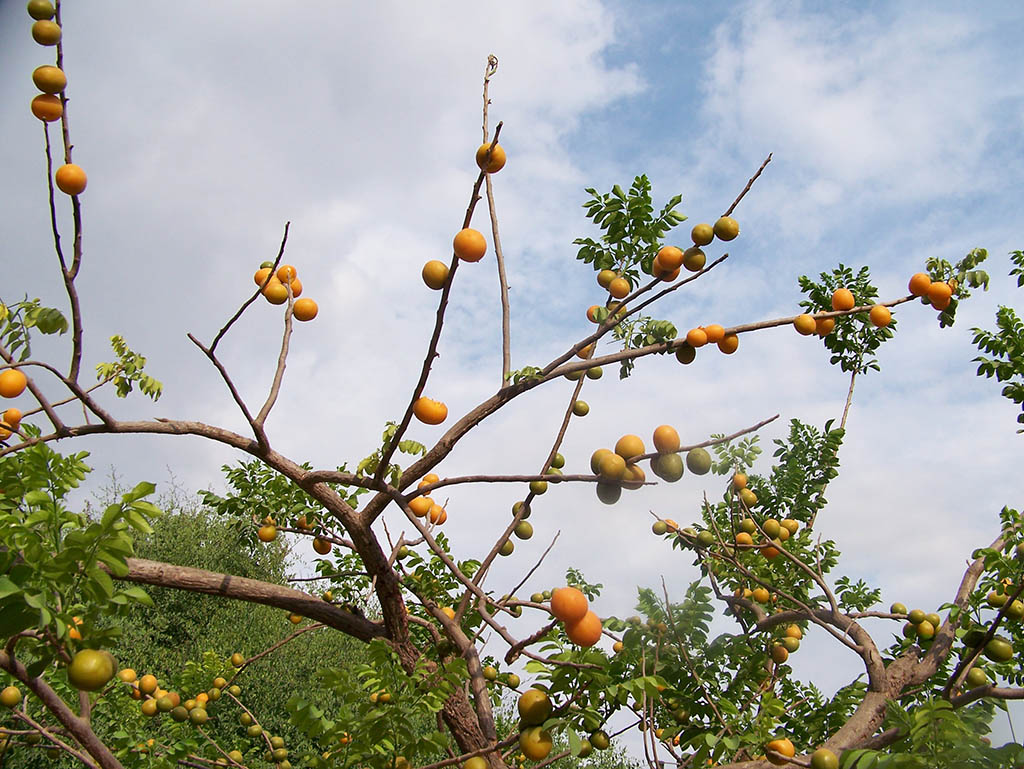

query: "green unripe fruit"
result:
(675, 344), (696, 364)
(499, 540), (515, 556)
(586, 366), (603, 379)
(810, 748), (839, 769)
(247, 724), (263, 738)
(652, 521), (668, 535)
(514, 521), (534, 540)
(171, 706), (189, 722)
(696, 530), (716, 548)
(890, 602), (908, 615)
(529, 480), (547, 495)
(651, 453), (684, 482)
(595, 482), (621, 505)
(685, 448), (711, 475)
(189, 707), (208, 725)
(907, 609), (926, 625)
(550, 452), (565, 469)
(966, 667), (989, 688)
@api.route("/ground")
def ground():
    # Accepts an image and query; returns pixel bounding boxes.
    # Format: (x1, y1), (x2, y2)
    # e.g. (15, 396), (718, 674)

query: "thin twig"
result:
(209, 223), (290, 353)
(724, 153), (772, 217)
(254, 280), (297, 427)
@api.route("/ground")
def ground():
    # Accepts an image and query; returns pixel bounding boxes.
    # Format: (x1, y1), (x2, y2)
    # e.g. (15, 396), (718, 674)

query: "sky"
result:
(2, 0), (1024, 760)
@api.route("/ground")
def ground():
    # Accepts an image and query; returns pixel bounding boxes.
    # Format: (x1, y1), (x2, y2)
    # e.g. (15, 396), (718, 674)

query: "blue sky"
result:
(2, 0), (1024, 760)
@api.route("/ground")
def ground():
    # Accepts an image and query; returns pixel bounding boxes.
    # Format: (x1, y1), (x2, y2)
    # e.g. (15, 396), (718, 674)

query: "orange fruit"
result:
(614, 434), (645, 460)
(288, 613), (303, 624)
(732, 472), (747, 489)
(312, 537), (331, 555)
(815, 317), (835, 337)
(713, 216), (740, 241)
(765, 738), (795, 766)
(2, 407), (22, 428)
(0, 369), (28, 399)
(253, 267), (273, 286)
(597, 269), (617, 288)
(565, 610), (603, 647)
(752, 587), (770, 603)
(67, 616), (83, 640)
(262, 279), (289, 305)
(597, 452), (627, 481)
(550, 587), (589, 623)
(453, 228), (486, 262)
(32, 65), (66, 94)
(651, 259), (679, 282)
(656, 246), (684, 270)
(257, 524), (277, 542)
(292, 298), (318, 321)
(770, 645), (789, 664)
(703, 324), (725, 344)
(691, 223), (714, 246)
(785, 625), (803, 640)
(736, 532), (754, 547)
(288, 277), (303, 297)
(761, 544), (780, 560)
(622, 463), (646, 490)
(718, 334), (739, 354)
(908, 273), (932, 296)
(423, 473), (440, 484)
(138, 675), (158, 695)
(276, 265), (297, 282)
(652, 425), (680, 454)
(428, 504), (446, 524)
(608, 277), (631, 299)
(31, 19), (61, 45)
(422, 260), (449, 290)
(927, 281), (952, 307)
(577, 343), (595, 359)
(475, 143), (506, 173)
(409, 496), (432, 517)
(30, 93), (62, 122)
(831, 288), (855, 311)
(55, 163), (87, 195)
(413, 397), (448, 425)
(793, 314), (816, 335)
(586, 304), (602, 323)
(869, 304), (891, 327)
(685, 328), (708, 348)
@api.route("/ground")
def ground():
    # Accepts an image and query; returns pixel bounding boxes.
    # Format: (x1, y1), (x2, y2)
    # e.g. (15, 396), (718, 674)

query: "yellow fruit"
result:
(597, 269), (617, 288)
(32, 65), (66, 94)
(262, 279), (289, 304)
(32, 20), (62, 45)
(703, 324), (725, 344)
(475, 143), (506, 173)
(67, 649), (117, 691)
(312, 537), (331, 555)
(0, 686), (21, 708)
(27, 1), (56, 21)
(713, 216), (739, 241)
(608, 277), (631, 299)
(257, 524), (277, 542)
(793, 314), (816, 335)
(409, 496), (432, 517)
(691, 223), (714, 246)
(517, 689), (552, 725)
(422, 260), (449, 290)
(765, 737), (795, 766)
(614, 434), (645, 460)
(519, 727), (553, 761)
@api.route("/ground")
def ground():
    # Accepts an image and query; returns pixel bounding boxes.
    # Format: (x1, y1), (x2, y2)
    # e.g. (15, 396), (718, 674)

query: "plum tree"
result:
(1, 6), (1022, 769)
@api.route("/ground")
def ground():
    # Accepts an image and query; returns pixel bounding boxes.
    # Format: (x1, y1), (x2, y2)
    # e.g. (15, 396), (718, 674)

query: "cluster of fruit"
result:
(419, 142), (504, 291)
(588, 426), (711, 506)
(409, 473), (449, 525)
(768, 623), (803, 665)
(252, 263), (318, 321)
(896, 604), (944, 642)
(0, 367), (28, 440)
(513, 687), (611, 763)
(733, 508), (801, 562)
(548, 586), (603, 647)
(25, 2), (88, 196)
